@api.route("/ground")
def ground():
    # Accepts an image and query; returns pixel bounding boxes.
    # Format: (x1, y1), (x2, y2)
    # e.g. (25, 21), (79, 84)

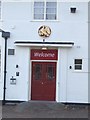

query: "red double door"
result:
(31, 62), (56, 101)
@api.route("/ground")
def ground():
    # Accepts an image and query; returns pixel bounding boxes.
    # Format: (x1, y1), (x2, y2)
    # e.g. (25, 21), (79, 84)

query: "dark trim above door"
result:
(14, 41), (74, 47)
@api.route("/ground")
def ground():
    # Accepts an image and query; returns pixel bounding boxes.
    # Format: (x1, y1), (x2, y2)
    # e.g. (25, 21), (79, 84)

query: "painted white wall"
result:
(58, 48), (68, 102)
(5, 46), (30, 101)
(58, 48), (88, 103)
(88, 1), (90, 103)
(0, 36), (5, 100)
(67, 55), (88, 103)
(0, 1), (89, 102)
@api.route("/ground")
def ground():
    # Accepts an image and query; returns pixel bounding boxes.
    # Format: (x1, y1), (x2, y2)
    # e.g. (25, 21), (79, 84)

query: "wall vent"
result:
(8, 49), (15, 55)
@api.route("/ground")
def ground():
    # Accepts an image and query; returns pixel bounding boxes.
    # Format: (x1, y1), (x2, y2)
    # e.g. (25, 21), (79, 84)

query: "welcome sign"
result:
(31, 49), (58, 60)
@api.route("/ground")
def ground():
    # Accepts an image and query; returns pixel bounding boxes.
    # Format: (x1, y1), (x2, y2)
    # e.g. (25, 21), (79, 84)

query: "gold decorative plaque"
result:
(38, 25), (51, 38)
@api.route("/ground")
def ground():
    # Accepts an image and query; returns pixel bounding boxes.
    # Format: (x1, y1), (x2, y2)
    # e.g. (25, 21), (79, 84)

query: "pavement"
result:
(0, 101), (2, 119)
(1, 101), (89, 119)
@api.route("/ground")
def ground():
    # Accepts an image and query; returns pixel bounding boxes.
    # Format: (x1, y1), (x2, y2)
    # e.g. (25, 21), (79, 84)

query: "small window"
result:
(34, 64), (42, 80)
(74, 59), (82, 70)
(33, 1), (57, 20)
(8, 49), (15, 55)
(47, 64), (54, 80)
(46, 2), (57, 20)
(34, 2), (44, 20)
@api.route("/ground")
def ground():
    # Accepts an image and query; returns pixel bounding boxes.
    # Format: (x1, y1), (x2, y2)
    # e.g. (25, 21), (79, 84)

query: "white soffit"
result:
(14, 41), (74, 48)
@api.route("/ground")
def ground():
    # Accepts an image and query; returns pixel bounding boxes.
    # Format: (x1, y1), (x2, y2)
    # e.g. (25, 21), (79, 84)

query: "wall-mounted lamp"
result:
(70, 7), (76, 13)
(41, 47), (48, 50)
(16, 65), (19, 68)
(2, 31), (10, 38)
(0, 29), (10, 105)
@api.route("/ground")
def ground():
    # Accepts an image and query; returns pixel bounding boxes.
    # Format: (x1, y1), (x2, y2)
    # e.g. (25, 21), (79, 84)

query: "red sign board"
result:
(31, 49), (58, 60)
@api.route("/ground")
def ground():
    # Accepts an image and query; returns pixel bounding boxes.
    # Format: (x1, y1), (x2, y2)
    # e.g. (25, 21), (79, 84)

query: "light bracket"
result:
(2, 31), (10, 38)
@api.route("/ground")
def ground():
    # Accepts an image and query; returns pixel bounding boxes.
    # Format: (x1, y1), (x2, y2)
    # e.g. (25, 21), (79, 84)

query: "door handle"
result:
(41, 82), (44, 85)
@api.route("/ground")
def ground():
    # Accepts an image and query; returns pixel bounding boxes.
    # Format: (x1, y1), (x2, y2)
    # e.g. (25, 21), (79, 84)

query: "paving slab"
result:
(2, 101), (89, 118)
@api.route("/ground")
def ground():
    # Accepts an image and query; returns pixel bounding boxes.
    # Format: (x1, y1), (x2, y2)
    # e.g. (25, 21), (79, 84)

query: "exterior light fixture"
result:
(0, 29), (10, 105)
(41, 47), (48, 50)
(70, 7), (76, 13)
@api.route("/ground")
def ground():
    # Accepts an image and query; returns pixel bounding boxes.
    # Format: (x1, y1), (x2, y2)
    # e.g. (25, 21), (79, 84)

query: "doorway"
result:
(31, 62), (56, 101)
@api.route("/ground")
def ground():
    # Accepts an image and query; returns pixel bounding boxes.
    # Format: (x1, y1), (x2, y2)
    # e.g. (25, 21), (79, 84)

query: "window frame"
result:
(46, 2), (57, 20)
(32, 1), (58, 21)
(33, 1), (45, 20)
(74, 59), (83, 71)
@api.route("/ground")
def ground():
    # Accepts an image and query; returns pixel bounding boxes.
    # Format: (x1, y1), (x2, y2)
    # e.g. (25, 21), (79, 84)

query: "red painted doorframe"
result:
(31, 49), (58, 101)
(31, 62), (56, 101)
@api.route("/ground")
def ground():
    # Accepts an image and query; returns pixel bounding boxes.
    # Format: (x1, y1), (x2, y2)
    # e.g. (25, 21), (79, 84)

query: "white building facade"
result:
(0, 0), (89, 103)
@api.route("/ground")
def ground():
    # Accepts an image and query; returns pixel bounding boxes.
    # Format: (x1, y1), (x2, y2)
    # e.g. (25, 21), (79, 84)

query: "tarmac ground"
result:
(1, 101), (89, 119)
(0, 101), (2, 119)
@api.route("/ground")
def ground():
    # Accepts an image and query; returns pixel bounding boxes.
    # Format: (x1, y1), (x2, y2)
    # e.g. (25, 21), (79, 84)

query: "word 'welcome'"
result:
(34, 52), (55, 58)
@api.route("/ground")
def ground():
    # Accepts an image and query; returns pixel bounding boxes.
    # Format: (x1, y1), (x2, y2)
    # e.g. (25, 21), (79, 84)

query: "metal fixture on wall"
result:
(0, 29), (10, 105)
(70, 7), (76, 13)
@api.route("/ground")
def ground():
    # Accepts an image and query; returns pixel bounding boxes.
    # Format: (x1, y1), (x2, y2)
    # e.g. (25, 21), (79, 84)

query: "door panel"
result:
(43, 63), (56, 100)
(31, 62), (43, 100)
(31, 62), (56, 101)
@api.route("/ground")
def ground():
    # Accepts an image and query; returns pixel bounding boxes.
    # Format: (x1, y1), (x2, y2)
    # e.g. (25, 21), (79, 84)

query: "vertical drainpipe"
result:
(2, 31), (10, 105)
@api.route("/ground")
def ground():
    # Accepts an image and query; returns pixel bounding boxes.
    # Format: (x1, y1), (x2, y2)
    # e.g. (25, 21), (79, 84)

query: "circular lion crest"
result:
(38, 25), (51, 38)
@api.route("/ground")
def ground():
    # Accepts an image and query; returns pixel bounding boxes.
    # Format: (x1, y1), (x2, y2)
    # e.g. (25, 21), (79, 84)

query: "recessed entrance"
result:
(31, 62), (56, 101)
